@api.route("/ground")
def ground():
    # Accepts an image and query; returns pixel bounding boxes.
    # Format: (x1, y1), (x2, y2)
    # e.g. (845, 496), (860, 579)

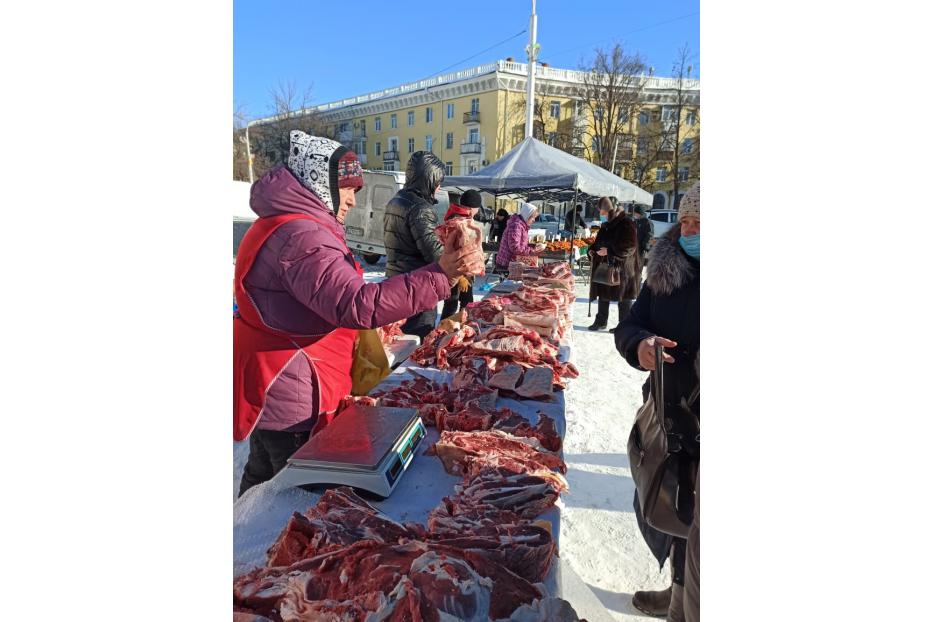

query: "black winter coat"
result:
(588, 214), (641, 301)
(383, 152), (446, 277)
(615, 226), (700, 573)
(634, 216), (653, 254)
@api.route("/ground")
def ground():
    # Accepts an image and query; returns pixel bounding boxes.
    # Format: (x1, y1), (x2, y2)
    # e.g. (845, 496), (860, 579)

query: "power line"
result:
(427, 29), (527, 78)
(546, 12), (699, 61)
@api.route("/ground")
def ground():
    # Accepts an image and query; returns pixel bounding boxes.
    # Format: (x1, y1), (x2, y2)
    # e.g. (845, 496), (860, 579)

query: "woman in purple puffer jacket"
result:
(493, 202), (545, 271)
(235, 131), (484, 496)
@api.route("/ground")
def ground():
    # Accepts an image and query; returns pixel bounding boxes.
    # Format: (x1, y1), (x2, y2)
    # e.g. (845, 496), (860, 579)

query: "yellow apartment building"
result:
(249, 60), (700, 211)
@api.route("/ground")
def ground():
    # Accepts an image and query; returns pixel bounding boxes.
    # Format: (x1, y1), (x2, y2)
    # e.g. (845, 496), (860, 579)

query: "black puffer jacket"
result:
(384, 152), (446, 277)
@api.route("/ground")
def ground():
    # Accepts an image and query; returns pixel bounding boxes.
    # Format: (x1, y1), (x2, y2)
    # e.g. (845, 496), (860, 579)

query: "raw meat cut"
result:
(453, 467), (568, 519)
(430, 522), (557, 582)
(266, 487), (422, 566)
(376, 319), (406, 346)
(515, 366), (555, 399)
(436, 217), (485, 276)
(431, 429), (567, 477)
(427, 499), (526, 535)
(488, 363), (524, 391)
(493, 412), (562, 452)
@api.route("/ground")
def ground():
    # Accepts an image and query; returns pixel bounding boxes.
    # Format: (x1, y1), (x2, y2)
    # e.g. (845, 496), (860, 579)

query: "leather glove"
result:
(457, 276), (470, 293)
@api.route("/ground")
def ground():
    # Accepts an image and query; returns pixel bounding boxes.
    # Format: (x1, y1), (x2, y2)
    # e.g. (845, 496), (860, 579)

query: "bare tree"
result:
(576, 44), (648, 172)
(233, 103), (250, 181)
(667, 44), (700, 207)
(249, 81), (327, 178)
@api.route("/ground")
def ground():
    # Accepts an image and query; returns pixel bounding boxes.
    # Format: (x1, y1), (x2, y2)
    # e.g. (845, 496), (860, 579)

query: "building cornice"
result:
(250, 60), (700, 126)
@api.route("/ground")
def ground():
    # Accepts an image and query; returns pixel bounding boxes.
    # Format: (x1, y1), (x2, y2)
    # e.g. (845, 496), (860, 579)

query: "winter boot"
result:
(631, 585), (671, 618)
(667, 582), (685, 622)
(610, 299), (634, 333)
(588, 300), (609, 331)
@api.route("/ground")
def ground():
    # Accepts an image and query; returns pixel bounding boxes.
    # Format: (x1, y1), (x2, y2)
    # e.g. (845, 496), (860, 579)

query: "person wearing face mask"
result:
(493, 201), (546, 272)
(614, 182), (700, 621)
(587, 197), (641, 331)
(234, 132), (485, 495)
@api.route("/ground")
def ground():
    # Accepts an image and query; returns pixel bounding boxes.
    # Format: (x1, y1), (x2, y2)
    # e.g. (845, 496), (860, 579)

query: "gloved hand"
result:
(457, 276), (470, 293)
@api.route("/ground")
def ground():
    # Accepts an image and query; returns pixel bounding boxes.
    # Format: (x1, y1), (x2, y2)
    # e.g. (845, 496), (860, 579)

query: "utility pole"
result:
(524, 0), (538, 141)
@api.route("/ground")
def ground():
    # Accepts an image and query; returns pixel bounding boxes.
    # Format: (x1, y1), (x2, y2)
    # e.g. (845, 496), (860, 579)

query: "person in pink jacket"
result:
(493, 202), (545, 270)
(235, 131), (484, 495)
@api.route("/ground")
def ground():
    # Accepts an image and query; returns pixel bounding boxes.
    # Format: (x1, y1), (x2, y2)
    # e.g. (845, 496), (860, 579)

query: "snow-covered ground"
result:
(233, 258), (668, 620)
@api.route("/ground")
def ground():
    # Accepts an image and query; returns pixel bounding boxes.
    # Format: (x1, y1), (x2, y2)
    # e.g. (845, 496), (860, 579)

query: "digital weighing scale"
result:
(274, 405), (426, 499)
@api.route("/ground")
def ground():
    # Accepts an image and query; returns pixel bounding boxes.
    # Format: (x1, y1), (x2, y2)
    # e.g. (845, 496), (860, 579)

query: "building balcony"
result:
(463, 111), (480, 124)
(383, 150), (399, 161)
(460, 142), (482, 155)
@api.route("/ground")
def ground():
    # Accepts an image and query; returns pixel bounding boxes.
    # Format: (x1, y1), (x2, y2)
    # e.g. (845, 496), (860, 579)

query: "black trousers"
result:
(440, 283), (474, 320)
(238, 429), (310, 497)
(401, 308), (438, 342)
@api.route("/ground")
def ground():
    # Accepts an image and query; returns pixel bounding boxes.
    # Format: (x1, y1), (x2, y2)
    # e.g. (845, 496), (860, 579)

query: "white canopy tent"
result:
(443, 137), (653, 206)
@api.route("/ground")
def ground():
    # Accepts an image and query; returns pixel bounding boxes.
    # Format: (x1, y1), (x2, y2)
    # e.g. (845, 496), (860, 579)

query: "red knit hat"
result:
(336, 151), (364, 190)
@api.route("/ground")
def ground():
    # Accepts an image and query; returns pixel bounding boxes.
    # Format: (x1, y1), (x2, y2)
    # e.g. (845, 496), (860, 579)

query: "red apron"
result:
(233, 213), (363, 441)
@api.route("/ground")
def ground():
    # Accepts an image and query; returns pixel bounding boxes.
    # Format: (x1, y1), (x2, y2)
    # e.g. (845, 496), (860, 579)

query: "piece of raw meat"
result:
(377, 319), (406, 346)
(515, 366), (555, 399)
(436, 217), (485, 276)
(430, 522), (557, 583)
(493, 412), (562, 452)
(266, 487), (422, 566)
(453, 467), (567, 519)
(431, 429), (567, 477)
(488, 363), (524, 391)
(427, 498), (526, 534)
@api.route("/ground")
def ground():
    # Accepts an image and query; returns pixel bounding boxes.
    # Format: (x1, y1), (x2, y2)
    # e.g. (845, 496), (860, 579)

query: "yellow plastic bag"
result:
(350, 329), (391, 396)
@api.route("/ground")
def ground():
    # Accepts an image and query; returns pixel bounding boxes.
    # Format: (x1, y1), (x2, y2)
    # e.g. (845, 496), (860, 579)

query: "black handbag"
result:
(627, 341), (699, 538)
(591, 257), (621, 286)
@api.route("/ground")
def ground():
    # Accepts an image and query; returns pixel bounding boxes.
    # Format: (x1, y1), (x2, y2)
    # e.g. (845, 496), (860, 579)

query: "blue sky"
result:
(234, 0), (699, 121)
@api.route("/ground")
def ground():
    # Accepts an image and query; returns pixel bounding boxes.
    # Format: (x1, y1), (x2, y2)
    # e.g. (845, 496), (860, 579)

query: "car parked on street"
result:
(648, 209), (679, 240)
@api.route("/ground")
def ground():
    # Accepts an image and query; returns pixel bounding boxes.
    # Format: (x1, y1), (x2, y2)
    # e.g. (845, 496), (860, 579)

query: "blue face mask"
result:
(599, 215), (608, 223)
(679, 234), (700, 259)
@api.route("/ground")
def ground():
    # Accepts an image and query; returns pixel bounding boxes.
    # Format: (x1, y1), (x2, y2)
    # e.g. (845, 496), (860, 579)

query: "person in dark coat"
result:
(633, 205), (654, 262)
(489, 208), (509, 246)
(587, 196), (641, 332)
(383, 151), (447, 340)
(440, 189), (483, 319)
(564, 204), (584, 234)
(614, 182), (700, 621)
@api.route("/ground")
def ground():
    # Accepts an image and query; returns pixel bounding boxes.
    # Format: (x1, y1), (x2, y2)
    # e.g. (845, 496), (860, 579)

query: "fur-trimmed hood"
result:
(646, 226), (697, 296)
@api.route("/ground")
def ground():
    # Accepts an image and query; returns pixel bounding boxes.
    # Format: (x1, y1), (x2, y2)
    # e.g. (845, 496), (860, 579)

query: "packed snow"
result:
(233, 257), (670, 621)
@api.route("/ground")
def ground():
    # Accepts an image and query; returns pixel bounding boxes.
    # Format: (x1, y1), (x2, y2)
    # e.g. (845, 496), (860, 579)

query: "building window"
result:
(619, 108), (630, 123)
(390, 114), (397, 129)
(678, 167), (689, 182)
(446, 132), (453, 149)
(389, 138), (398, 152)
(591, 136), (601, 153)
(468, 128), (479, 144)
(652, 193), (666, 211)
(547, 132), (557, 146)
(470, 98), (479, 114)
(375, 142), (381, 156)
(407, 111), (415, 127)
(359, 140), (366, 155)
(685, 111), (697, 126)
(674, 193), (685, 209)
(635, 166), (644, 180)
(339, 122), (349, 133)
(638, 110), (649, 125)
(375, 117), (381, 132)
(425, 135), (433, 151)
(682, 139), (694, 154)
(574, 100), (584, 117)
(359, 119), (366, 136)
(651, 109), (661, 122)
(550, 101), (560, 119)
(661, 106), (676, 121)
(426, 107), (433, 123)
(445, 162), (453, 175)
(594, 106), (604, 122)
(637, 137), (647, 155)
(408, 137), (415, 153)
(468, 161), (478, 174)
(656, 167), (667, 182)
(447, 103), (454, 119)
(385, 161), (397, 172)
